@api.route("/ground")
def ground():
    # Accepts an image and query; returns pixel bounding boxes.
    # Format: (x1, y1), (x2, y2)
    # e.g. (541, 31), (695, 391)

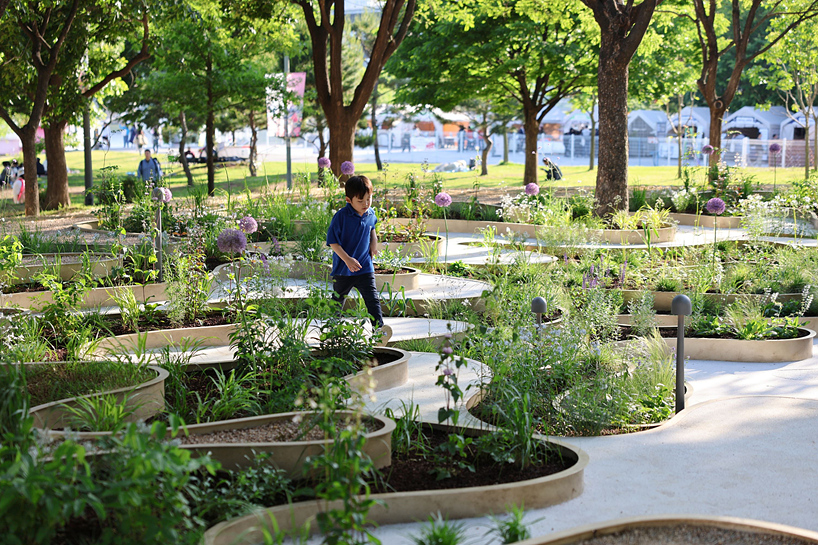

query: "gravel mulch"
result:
(180, 415), (384, 445)
(576, 525), (816, 545)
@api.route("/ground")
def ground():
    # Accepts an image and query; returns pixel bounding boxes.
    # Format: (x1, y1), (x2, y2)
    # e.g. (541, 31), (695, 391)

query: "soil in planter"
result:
(618, 325), (809, 341)
(103, 310), (231, 336)
(373, 427), (572, 493)
(312, 349), (402, 369)
(373, 267), (414, 275)
(576, 525), (815, 545)
(25, 362), (155, 408)
(179, 415), (384, 444)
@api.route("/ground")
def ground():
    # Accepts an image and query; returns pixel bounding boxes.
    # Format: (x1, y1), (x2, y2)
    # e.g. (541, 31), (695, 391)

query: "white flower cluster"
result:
(670, 188), (696, 213)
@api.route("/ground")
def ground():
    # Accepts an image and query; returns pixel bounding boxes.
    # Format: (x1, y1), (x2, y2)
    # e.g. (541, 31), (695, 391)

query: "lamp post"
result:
(671, 294), (692, 413)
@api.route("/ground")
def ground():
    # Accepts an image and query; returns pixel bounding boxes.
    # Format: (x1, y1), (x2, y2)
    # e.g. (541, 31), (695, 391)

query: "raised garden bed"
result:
(620, 289), (803, 312)
(376, 234), (443, 258)
(201, 426), (587, 545)
(342, 346), (410, 392)
(374, 266), (421, 290)
(588, 223), (677, 245)
(28, 363), (167, 430)
(669, 212), (743, 229)
(660, 327), (815, 363)
(178, 411), (395, 474)
(1, 252), (122, 286)
(0, 282), (168, 311)
(522, 515), (818, 545)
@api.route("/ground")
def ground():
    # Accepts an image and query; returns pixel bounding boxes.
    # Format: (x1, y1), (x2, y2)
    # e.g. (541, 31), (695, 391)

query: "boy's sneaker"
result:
(375, 324), (393, 346)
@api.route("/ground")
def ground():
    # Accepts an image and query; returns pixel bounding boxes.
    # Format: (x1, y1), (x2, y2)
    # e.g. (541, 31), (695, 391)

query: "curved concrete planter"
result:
(669, 212), (743, 228)
(202, 434), (587, 545)
(374, 266), (420, 291)
(620, 289), (803, 312)
(74, 219), (183, 243)
(343, 347), (410, 392)
(517, 515), (818, 545)
(616, 313), (677, 328)
(663, 327), (815, 362)
(93, 324), (238, 368)
(179, 411), (395, 474)
(1, 252), (122, 286)
(29, 364), (167, 430)
(588, 223), (677, 245)
(0, 282), (168, 311)
(385, 217), (541, 238)
(377, 235), (443, 258)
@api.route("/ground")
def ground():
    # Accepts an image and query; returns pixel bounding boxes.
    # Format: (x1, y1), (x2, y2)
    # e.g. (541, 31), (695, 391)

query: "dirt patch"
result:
(180, 415), (384, 444)
(576, 525), (816, 545)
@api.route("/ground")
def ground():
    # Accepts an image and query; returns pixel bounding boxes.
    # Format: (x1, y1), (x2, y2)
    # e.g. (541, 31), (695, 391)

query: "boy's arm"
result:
(370, 228), (378, 258)
(329, 243), (362, 272)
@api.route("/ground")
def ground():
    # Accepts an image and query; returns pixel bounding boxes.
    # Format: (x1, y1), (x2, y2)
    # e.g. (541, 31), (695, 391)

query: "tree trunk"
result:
(707, 105), (728, 162)
(43, 120), (70, 210)
(595, 41), (630, 216)
(328, 114), (355, 184)
(814, 115), (818, 174)
(372, 81), (382, 171)
(178, 111), (194, 186)
(805, 117), (811, 179)
(248, 110), (258, 177)
(206, 53), (215, 196)
(589, 107), (596, 171)
(480, 127), (492, 176)
(523, 109), (539, 185)
(20, 128), (39, 216)
(503, 132), (509, 163)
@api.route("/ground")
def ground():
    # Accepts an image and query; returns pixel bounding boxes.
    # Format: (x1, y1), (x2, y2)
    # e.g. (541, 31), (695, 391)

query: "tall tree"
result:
(579, 0), (660, 216)
(388, 0), (596, 185)
(0, 0), (82, 216)
(685, 0), (818, 160)
(40, 4), (150, 209)
(294, 0), (416, 177)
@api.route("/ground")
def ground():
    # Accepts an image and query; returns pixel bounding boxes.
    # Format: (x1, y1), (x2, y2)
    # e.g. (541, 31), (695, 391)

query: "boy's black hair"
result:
(345, 175), (373, 199)
(2, 161), (9, 167)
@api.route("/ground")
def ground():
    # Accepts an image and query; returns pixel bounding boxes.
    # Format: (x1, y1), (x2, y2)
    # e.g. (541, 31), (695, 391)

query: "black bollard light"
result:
(671, 294), (692, 413)
(531, 297), (547, 328)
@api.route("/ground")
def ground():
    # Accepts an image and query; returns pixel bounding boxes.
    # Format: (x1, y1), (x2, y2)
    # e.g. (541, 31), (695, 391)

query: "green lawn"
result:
(0, 148), (808, 217)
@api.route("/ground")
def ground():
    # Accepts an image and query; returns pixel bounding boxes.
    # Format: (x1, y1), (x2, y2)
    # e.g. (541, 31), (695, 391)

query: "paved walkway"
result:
(342, 339), (818, 544)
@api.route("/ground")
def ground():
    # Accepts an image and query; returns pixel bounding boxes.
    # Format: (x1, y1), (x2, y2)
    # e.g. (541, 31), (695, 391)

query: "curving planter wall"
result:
(179, 411), (395, 474)
(669, 212), (743, 229)
(0, 282), (168, 311)
(376, 235), (443, 258)
(1, 252), (122, 286)
(374, 267), (420, 291)
(620, 289), (803, 312)
(588, 223), (677, 245)
(343, 347), (410, 393)
(663, 327), (815, 362)
(29, 364), (167, 430)
(202, 433), (587, 545)
(515, 515), (818, 545)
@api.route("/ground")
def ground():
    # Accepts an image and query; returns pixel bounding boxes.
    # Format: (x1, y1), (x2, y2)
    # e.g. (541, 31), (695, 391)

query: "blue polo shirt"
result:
(326, 203), (378, 276)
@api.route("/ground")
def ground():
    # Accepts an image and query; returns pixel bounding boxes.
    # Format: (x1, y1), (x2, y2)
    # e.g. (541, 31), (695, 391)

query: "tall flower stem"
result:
(443, 206), (449, 265)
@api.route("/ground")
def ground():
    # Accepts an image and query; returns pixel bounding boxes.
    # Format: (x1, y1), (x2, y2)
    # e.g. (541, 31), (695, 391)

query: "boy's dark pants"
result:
(331, 273), (384, 327)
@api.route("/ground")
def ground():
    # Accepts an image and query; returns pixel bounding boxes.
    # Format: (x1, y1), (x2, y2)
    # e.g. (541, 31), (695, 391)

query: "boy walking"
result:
(326, 175), (392, 345)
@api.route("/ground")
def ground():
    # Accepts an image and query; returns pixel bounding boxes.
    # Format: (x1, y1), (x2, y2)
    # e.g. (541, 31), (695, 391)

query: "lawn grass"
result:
(0, 148), (808, 218)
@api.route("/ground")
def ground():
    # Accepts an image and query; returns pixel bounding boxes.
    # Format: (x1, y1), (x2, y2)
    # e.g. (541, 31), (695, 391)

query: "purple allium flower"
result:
(217, 228), (247, 255)
(525, 183), (540, 196)
(434, 192), (452, 207)
(702, 144), (715, 155)
(341, 161), (355, 175)
(238, 216), (258, 235)
(769, 143), (782, 154)
(260, 253), (269, 270)
(270, 236), (281, 256)
(705, 197), (726, 215)
(318, 156), (331, 169)
(442, 346), (453, 355)
(162, 188), (172, 203)
(442, 367), (454, 375)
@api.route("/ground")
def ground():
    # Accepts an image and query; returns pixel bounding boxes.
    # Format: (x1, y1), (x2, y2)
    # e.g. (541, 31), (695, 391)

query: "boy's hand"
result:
(370, 246), (378, 258)
(345, 257), (362, 272)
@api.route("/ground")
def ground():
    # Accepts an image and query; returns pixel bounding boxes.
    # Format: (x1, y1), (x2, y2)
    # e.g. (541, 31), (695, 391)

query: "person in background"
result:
(137, 150), (163, 182)
(136, 129), (146, 154)
(0, 162), (11, 187)
(36, 158), (46, 177)
(12, 174), (25, 204)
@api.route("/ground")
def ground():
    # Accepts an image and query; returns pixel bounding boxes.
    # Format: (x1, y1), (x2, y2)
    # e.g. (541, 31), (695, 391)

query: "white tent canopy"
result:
(779, 112), (818, 141)
(723, 106), (788, 140)
(628, 110), (670, 136)
(668, 107), (711, 138)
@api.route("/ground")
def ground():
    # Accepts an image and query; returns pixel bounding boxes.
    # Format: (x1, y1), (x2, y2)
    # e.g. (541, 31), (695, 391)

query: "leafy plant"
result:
(410, 513), (467, 545)
(64, 392), (141, 432)
(487, 504), (535, 544)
